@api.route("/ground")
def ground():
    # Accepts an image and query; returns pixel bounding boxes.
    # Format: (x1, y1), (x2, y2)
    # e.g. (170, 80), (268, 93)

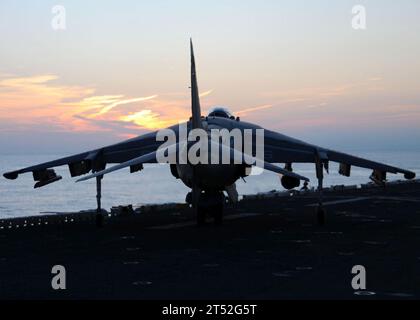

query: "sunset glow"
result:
(0, 0), (419, 152)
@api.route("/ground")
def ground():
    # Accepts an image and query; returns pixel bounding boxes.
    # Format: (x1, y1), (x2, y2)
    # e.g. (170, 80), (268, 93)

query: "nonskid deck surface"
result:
(0, 181), (419, 299)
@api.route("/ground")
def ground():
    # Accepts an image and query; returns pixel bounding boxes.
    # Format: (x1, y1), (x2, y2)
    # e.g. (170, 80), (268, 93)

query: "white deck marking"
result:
(376, 197), (420, 203)
(149, 213), (261, 230)
(307, 196), (420, 208)
(306, 197), (371, 207)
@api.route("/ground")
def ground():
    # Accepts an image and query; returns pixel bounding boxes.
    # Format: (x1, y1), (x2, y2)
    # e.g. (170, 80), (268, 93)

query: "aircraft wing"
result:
(262, 128), (416, 181)
(324, 149), (415, 179)
(3, 130), (165, 187)
(76, 139), (310, 183)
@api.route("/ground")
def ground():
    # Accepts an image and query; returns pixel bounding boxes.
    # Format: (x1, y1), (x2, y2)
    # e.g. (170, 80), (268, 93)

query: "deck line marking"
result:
(149, 213), (261, 230)
(375, 197), (420, 203)
(306, 197), (371, 207)
(307, 196), (420, 208)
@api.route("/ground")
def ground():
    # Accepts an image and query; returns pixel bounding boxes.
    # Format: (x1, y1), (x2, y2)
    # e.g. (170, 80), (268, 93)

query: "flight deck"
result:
(1, 180), (420, 300)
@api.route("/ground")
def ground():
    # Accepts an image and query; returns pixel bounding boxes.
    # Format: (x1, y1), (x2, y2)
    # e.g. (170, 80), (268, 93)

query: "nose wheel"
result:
(187, 191), (225, 226)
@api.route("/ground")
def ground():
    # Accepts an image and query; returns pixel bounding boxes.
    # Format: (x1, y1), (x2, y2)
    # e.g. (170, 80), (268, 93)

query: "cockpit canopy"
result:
(208, 107), (235, 119)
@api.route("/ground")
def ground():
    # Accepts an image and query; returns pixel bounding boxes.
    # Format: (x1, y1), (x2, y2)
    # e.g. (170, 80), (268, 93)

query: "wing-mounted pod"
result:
(315, 149), (329, 181)
(130, 164), (144, 174)
(69, 160), (92, 177)
(33, 169), (62, 189)
(68, 150), (106, 177)
(370, 170), (387, 186)
(339, 163), (351, 177)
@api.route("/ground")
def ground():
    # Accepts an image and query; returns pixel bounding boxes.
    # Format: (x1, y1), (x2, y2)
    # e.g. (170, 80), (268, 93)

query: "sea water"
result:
(0, 151), (419, 218)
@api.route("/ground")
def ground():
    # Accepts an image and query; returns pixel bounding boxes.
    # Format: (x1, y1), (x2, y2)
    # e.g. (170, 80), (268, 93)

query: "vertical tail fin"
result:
(190, 39), (203, 129)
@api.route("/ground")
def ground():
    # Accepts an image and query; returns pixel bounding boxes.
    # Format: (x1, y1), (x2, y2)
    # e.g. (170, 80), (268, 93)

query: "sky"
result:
(0, 0), (419, 154)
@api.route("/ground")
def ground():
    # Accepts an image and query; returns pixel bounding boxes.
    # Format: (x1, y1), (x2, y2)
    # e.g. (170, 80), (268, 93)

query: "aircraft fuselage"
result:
(175, 163), (243, 190)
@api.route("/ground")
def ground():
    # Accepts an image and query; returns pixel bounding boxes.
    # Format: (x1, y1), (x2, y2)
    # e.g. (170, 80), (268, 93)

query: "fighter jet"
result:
(3, 40), (416, 226)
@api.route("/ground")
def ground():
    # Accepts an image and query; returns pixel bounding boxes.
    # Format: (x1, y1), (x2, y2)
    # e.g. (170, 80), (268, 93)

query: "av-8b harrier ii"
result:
(4, 40), (416, 226)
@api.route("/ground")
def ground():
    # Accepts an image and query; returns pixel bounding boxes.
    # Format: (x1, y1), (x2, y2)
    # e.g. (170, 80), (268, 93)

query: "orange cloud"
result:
(89, 95), (158, 117)
(0, 74), (212, 135)
(2, 74), (417, 139)
(199, 89), (213, 98)
(0, 75), (93, 116)
(119, 110), (180, 130)
(236, 104), (273, 116)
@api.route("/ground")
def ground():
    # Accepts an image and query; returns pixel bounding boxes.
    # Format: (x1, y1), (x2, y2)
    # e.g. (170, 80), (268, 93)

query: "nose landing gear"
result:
(187, 190), (225, 226)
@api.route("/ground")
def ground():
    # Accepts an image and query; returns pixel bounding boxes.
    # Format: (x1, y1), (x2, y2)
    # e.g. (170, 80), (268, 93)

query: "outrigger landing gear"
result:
(95, 176), (104, 227)
(315, 153), (326, 226)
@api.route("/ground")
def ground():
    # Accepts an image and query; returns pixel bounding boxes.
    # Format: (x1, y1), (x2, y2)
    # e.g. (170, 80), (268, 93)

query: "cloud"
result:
(119, 110), (181, 130)
(199, 89), (213, 98)
(89, 95), (158, 117)
(0, 74), (215, 138)
(0, 74), (93, 116)
(236, 104), (273, 116)
(1, 73), (418, 145)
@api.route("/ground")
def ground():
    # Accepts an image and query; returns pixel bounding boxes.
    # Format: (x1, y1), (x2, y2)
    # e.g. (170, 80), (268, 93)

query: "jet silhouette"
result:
(4, 40), (416, 226)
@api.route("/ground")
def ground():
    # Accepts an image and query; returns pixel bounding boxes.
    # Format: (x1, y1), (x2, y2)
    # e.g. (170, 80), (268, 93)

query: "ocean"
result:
(0, 151), (419, 219)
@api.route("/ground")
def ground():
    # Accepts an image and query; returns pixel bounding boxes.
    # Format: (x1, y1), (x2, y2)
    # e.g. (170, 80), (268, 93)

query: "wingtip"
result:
(405, 171), (416, 180)
(3, 171), (18, 180)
